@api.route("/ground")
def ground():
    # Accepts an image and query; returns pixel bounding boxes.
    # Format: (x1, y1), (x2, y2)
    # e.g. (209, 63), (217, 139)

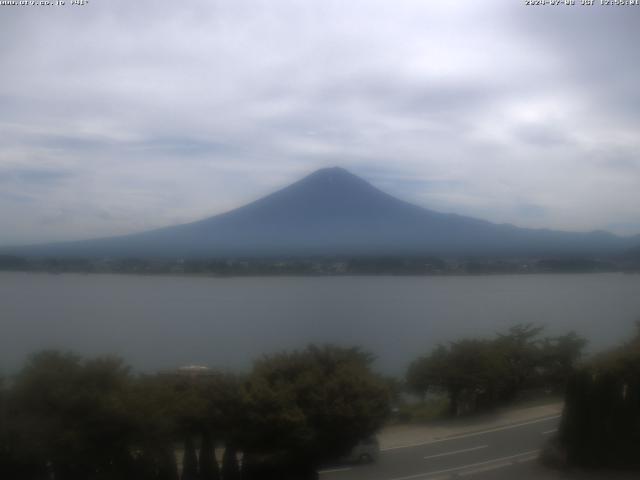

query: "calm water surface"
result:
(1, 272), (639, 374)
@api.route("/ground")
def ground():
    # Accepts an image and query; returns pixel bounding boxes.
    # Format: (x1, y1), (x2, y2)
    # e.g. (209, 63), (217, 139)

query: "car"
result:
(341, 436), (380, 464)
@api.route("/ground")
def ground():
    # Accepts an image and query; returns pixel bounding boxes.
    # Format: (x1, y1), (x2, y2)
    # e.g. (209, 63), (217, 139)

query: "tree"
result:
(240, 345), (390, 477)
(182, 437), (198, 480)
(220, 445), (240, 480)
(406, 344), (450, 401)
(0, 375), (11, 478)
(199, 432), (220, 480)
(540, 331), (587, 392)
(197, 373), (244, 448)
(157, 447), (180, 480)
(554, 323), (640, 468)
(406, 340), (509, 416)
(9, 351), (136, 480)
(406, 357), (431, 401)
(407, 323), (589, 418)
(128, 374), (182, 480)
(444, 340), (508, 415)
(495, 324), (545, 400)
(128, 370), (242, 480)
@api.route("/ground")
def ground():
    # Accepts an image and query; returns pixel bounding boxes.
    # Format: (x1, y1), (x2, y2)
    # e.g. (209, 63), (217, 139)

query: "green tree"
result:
(182, 436), (198, 480)
(198, 431), (220, 480)
(554, 323), (639, 468)
(128, 370), (242, 480)
(0, 375), (10, 478)
(495, 324), (545, 400)
(240, 345), (390, 478)
(406, 344), (452, 401)
(540, 331), (587, 392)
(220, 445), (240, 480)
(407, 324), (586, 418)
(127, 374), (182, 480)
(9, 351), (136, 480)
(197, 373), (245, 448)
(444, 340), (509, 415)
(157, 446), (180, 480)
(407, 340), (510, 416)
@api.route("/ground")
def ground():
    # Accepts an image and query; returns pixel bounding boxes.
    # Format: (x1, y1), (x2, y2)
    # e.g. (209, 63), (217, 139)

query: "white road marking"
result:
(541, 429), (557, 435)
(423, 445), (488, 460)
(458, 454), (537, 476)
(318, 467), (353, 475)
(386, 450), (540, 480)
(381, 415), (560, 452)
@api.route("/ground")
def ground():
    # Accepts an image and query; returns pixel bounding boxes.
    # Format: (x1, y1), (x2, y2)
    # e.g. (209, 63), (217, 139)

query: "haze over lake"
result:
(2, 272), (639, 375)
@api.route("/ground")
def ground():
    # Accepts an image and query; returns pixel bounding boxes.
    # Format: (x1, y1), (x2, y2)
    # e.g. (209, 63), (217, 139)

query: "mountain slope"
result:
(5, 167), (638, 258)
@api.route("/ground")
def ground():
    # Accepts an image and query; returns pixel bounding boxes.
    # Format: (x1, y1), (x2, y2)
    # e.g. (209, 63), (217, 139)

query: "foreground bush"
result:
(406, 324), (586, 417)
(557, 324), (640, 468)
(240, 345), (390, 479)
(0, 345), (390, 480)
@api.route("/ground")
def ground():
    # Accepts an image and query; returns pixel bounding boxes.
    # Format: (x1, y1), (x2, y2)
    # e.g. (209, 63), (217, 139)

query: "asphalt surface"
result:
(318, 415), (580, 480)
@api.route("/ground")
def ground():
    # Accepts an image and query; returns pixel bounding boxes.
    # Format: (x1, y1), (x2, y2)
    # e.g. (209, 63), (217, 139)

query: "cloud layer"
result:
(1, 0), (639, 245)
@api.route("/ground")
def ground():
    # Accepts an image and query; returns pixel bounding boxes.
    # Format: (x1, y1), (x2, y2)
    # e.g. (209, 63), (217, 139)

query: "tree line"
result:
(405, 324), (587, 416)
(0, 254), (626, 276)
(1, 323), (610, 479)
(0, 345), (390, 480)
(553, 323), (640, 469)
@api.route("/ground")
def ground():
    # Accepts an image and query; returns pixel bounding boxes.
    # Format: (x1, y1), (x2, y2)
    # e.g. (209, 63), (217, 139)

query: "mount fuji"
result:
(5, 167), (638, 258)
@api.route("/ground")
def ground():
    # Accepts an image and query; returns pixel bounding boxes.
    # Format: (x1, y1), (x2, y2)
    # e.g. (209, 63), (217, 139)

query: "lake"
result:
(1, 272), (639, 375)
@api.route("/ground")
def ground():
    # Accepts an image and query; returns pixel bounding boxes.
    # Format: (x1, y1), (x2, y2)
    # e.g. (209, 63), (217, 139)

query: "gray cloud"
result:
(0, 0), (639, 245)
(515, 203), (548, 220)
(0, 167), (73, 185)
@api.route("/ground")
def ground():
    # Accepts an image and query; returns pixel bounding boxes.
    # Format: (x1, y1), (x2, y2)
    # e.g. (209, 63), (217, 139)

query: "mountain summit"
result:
(6, 167), (637, 258)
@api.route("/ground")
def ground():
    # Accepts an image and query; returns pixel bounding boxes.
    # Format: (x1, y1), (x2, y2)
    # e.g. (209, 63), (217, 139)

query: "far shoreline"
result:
(1, 269), (637, 279)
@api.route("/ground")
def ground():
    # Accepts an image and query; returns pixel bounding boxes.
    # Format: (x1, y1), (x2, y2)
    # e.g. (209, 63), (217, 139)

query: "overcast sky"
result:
(1, 0), (639, 245)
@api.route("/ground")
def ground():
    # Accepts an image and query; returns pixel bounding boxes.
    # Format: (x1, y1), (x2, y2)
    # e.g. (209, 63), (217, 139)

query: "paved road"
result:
(320, 415), (563, 480)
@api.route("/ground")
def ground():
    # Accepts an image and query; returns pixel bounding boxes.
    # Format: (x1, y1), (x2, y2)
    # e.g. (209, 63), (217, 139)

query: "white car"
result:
(341, 437), (380, 464)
